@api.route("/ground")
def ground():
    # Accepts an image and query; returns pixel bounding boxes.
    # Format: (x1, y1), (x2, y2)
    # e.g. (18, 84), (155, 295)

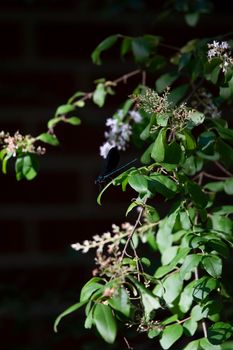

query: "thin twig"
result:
(120, 204), (145, 262)
(123, 336), (134, 350)
(113, 69), (141, 84)
(215, 161), (233, 177)
(193, 171), (230, 182)
(185, 79), (204, 104)
(142, 70), (146, 86)
(159, 43), (180, 52)
(79, 69), (141, 103)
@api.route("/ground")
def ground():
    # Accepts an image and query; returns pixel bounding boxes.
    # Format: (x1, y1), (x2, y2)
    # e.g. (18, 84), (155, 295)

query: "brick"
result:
(0, 71), (76, 107)
(0, 220), (25, 253)
(36, 21), (125, 60)
(0, 22), (23, 59)
(0, 171), (81, 205)
(52, 122), (105, 155)
(0, 0), (77, 11)
(38, 218), (116, 252)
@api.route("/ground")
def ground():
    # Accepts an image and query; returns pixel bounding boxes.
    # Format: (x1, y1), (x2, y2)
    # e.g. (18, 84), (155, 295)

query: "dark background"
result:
(0, 1), (232, 349)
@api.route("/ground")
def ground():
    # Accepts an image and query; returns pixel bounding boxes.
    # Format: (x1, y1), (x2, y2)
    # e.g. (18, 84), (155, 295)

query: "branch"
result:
(120, 202), (146, 262)
(76, 69), (142, 105)
(193, 171), (230, 182)
(215, 161), (233, 177)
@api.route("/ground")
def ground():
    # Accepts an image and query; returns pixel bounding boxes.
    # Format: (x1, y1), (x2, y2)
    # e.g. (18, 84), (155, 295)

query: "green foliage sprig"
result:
(52, 2), (233, 349)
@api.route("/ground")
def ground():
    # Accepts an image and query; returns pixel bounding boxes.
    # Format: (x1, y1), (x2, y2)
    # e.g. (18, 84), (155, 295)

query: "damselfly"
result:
(95, 147), (137, 184)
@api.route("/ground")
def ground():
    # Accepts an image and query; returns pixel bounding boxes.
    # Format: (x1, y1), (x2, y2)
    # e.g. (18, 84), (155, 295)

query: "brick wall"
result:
(0, 1), (232, 349)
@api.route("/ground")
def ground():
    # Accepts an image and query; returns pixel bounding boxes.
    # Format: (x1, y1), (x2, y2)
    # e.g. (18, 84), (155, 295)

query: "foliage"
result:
(0, 106), (80, 180)
(3, 0), (233, 349)
(52, 1), (233, 348)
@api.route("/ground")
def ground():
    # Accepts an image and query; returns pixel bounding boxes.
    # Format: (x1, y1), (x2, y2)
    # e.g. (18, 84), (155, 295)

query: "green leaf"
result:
(65, 117), (81, 125)
(212, 205), (233, 215)
(97, 180), (114, 205)
(164, 141), (182, 164)
(93, 303), (117, 343)
(221, 341), (233, 350)
(91, 34), (118, 65)
(224, 178), (233, 194)
(193, 276), (219, 301)
(154, 264), (175, 279)
(67, 91), (85, 104)
(204, 181), (225, 192)
(140, 143), (154, 164)
(205, 239), (229, 258)
(126, 201), (139, 216)
(156, 72), (179, 93)
(215, 126), (233, 144)
(151, 128), (167, 162)
(47, 117), (62, 129)
(207, 322), (233, 345)
(182, 156), (203, 176)
(141, 257), (151, 267)
(128, 173), (150, 196)
(187, 182), (208, 208)
(108, 287), (131, 318)
(15, 154), (39, 181)
(163, 271), (183, 304)
(183, 318), (198, 336)
(84, 304), (94, 329)
(161, 246), (179, 265)
(162, 314), (178, 326)
(148, 328), (161, 338)
(145, 205), (160, 223)
(167, 84), (189, 106)
(148, 174), (177, 199)
(93, 83), (107, 107)
(54, 300), (87, 332)
(186, 111), (205, 129)
(159, 324), (183, 349)
(180, 254), (202, 280)
(156, 209), (179, 253)
(130, 277), (160, 320)
(191, 304), (208, 321)
(120, 37), (132, 56)
(80, 277), (104, 302)
(182, 339), (200, 350)
(178, 279), (198, 313)
(132, 37), (151, 63)
(200, 337), (222, 350)
(185, 12), (199, 26)
(210, 214), (233, 237)
(2, 152), (13, 174)
(182, 130), (197, 151)
(202, 255), (222, 278)
(55, 104), (76, 116)
(37, 133), (59, 146)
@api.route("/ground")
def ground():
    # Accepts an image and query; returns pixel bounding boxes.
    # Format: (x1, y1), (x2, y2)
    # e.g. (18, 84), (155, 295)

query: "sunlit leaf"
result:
(93, 303), (117, 343)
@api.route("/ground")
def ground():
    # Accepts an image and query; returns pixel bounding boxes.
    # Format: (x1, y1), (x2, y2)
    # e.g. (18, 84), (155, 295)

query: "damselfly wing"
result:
(95, 147), (137, 184)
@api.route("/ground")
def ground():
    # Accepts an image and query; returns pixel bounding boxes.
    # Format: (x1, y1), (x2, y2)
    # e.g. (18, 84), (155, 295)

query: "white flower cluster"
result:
(0, 131), (46, 157)
(194, 89), (221, 119)
(71, 222), (134, 254)
(207, 40), (233, 73)
(100, 109), (142, 159)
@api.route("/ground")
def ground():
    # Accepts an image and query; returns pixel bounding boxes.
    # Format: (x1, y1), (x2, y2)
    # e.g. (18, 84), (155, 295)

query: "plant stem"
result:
(194, 266), (207, 337)
(215, 161), (233, 177)
(120, 204), (145, 262)
(80, 69), (141, 103)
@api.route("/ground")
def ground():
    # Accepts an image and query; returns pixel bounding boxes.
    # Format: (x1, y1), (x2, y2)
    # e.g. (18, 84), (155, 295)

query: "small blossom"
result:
(129, 110), (142, 123)
(100, 141), (115, 159)
(207, 40), (233, 73)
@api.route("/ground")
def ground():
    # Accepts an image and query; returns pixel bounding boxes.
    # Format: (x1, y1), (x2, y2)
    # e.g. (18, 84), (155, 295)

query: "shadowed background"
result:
(0, 1), (232, 349)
